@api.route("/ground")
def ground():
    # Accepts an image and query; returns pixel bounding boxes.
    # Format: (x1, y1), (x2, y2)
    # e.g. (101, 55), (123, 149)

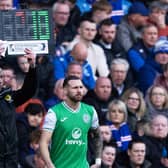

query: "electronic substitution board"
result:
(0, 9), (55, 55)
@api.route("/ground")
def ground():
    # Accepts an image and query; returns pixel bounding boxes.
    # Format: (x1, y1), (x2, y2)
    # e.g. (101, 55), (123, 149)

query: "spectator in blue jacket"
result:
(128, 24), (159, 93)
(44, 78), (65, 110)
(135, 39), (168, 94)
(128, 24), (158, 72)
(53, 42), (95, 90)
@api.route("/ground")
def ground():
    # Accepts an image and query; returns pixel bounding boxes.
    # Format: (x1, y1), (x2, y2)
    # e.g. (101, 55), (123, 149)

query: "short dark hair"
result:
(1, 64), (15, 75)
(128, 139), (145, 150)
(102, 140), (117, 150)
(25, 103), (45, 116)
(63, 75), (81, 88)
(79, 18), (96, 28)
(99, 18), (115, 28)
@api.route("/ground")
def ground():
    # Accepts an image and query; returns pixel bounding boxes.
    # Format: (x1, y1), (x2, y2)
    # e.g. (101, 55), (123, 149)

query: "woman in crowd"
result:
(121, 87), (147, 132)
(106, 99), (132, 151)
(146, 85), (168, 118)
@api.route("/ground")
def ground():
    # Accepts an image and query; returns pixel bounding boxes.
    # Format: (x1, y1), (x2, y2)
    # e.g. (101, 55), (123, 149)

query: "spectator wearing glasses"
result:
(146, 85), (168, 119)
(52, 1), (76, 46)
(121, 87), (147, 133)
(109, 58), (131, 99)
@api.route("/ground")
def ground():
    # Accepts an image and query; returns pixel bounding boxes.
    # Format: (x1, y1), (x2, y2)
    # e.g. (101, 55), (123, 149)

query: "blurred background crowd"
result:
(0, 0), (168, 167)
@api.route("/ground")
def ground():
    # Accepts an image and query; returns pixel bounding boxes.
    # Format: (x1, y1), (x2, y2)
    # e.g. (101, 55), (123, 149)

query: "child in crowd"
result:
(16, 103), (45, 167)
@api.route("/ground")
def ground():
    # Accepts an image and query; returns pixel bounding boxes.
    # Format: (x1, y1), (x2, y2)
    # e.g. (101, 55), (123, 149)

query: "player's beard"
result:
(68, 93), (83, 103)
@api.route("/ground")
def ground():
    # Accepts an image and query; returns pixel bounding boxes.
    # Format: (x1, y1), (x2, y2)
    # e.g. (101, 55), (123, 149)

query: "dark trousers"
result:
(0, 154), (18, 168)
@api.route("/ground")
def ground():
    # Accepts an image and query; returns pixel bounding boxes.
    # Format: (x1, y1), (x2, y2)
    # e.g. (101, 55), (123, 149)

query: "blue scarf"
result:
(107, 121), (132, 151)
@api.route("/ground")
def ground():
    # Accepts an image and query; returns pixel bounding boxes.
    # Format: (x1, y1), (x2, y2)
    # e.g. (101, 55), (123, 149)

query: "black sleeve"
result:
(13, 67), (38, 107)
(16, 121), (30, 166)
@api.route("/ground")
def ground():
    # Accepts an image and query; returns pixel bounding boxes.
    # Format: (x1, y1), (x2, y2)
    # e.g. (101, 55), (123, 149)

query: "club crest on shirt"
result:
(83, 114), (90, 123)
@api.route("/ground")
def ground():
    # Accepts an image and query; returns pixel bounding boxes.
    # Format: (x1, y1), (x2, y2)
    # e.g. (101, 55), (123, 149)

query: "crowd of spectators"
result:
(0, 0), (168, 167)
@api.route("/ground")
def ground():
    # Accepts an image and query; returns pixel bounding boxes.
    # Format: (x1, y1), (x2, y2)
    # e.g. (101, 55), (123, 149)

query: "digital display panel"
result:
(0, 9), (55, 55)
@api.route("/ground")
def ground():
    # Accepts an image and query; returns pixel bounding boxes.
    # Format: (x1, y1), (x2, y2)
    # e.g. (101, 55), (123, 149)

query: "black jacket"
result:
(96, 39), (127, 69)
(0, 67), (37, 160)
(111, 82), (131, 99)
(82, 90), (113, 125)
(16, 113), (38, 166)
(36, 56), (55, 101)
(118, 160), (152, 168)
(68, 5), (81, 29)
(55, 23), (77, 47)
(144, 136), (168, 168)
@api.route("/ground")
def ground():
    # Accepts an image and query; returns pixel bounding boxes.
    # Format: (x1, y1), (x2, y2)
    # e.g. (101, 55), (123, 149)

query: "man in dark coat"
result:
(0, 49), (37, 168)
(144, 115), (168, 168)
(83, 77), (112, 125)
(118, 139), (152, 168)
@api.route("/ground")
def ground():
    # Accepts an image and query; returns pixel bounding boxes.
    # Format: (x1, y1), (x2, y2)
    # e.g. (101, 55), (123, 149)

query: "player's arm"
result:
(39, 110), (56, 168)
(40, 130), (55, 168)
(90, 127), (102, 161)
(90, 108), (103, 167)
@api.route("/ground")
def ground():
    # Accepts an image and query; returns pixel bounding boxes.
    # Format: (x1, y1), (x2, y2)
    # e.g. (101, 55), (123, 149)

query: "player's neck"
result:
(65, 99), (80, 111)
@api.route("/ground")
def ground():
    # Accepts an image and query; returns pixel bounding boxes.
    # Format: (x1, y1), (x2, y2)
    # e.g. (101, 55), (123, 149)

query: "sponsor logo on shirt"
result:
(72, 128), (82, 139)
(65, 128), (85, 146)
